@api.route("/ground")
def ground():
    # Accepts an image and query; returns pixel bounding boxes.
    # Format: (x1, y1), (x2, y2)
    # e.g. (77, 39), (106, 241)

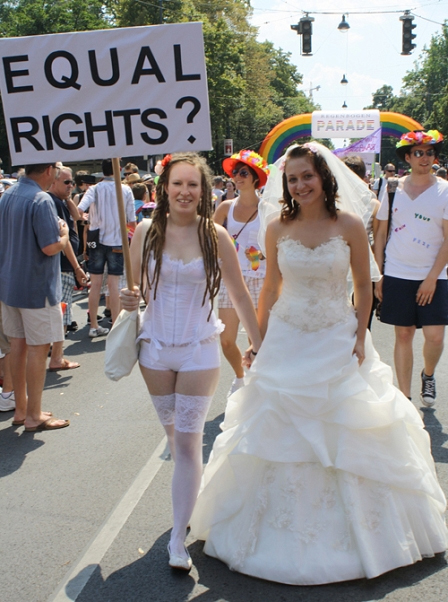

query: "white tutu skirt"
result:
(190, 313), (448, 585)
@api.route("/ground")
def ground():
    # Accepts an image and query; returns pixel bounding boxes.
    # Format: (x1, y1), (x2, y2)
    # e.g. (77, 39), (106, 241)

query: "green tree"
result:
(367, 24), (448, 166)
(0, 0), (317, 171)
(0, 0), (110, 37)
(116, 0), (318, 170)
(368, 85), (395, 111)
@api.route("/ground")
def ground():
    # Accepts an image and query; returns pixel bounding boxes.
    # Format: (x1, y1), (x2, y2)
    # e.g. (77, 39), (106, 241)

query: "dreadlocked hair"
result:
(140, 152), (221, 320)
(280, 145), (339, 221)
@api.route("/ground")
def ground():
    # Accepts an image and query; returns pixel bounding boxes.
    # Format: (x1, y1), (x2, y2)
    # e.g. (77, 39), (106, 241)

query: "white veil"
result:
(258, 142), (381, 284)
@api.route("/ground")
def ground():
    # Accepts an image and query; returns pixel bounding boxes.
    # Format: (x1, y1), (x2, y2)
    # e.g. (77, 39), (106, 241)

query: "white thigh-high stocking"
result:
(169, 394), (212, 557)
(151, 394), (176, 460)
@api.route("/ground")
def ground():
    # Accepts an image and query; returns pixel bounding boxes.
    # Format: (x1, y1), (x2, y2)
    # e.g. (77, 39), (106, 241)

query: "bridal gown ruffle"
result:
(190, 236), (448, 585)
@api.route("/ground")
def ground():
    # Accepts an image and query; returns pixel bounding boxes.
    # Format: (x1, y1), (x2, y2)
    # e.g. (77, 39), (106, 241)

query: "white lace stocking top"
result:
(139, 254), (223, 359)
(271, 236), (354, 332)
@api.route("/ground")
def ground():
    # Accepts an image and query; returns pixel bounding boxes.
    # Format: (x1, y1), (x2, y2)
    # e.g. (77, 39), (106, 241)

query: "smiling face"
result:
(405, 144), (437, 175)
(232, 162), (258, 191)
(284, 156), (325, 208)
(165, 162), (203, 215)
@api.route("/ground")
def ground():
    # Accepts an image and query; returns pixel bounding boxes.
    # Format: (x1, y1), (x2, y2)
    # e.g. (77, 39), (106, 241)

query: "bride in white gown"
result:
(190, 143), (447, 585)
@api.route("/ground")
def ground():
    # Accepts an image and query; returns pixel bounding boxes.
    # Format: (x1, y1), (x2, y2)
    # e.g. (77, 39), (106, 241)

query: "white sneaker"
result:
(227, 377), (245, 398)
(89, 326), (110, 338)
(0, 391), (15, 412)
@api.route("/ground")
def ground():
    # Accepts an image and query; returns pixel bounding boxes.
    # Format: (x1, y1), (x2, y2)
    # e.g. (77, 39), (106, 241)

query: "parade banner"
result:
(312, 110), (380, 139)
(333, 128), (382, 157)
(0, 23), (212, 164)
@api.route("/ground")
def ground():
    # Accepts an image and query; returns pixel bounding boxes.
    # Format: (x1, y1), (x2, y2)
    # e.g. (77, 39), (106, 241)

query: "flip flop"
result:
(24, 418), (70, 432)
(12, 411), (53, 426)
(48, 359), (80, 372)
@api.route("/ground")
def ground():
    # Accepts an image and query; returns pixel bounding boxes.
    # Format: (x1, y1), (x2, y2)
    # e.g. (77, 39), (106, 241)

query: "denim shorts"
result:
(87, 243), (124, 276)
(380, 275), (448, 328)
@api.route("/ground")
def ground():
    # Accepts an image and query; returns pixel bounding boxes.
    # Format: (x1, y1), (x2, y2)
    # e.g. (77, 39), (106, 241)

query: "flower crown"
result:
(396, 130), (443, 149)
(230, 150), (270, 175)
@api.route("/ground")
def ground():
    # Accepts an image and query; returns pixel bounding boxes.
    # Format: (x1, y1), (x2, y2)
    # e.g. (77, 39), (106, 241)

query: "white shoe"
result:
(227, 376), (245, 398)
(89, 326), (110, 338)
(167, 543), (192, 571)
(0, 391), (15, 412)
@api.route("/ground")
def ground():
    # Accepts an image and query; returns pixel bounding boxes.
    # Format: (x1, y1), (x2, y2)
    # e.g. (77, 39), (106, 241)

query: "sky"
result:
(250, 0), (447, 113)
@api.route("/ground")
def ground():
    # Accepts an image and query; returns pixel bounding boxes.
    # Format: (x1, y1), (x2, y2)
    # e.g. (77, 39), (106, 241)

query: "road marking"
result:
(48, 436), (168, 602)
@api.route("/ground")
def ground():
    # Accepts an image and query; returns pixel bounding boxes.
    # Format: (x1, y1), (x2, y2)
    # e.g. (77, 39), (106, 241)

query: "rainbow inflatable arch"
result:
(259, 112), (423, 164)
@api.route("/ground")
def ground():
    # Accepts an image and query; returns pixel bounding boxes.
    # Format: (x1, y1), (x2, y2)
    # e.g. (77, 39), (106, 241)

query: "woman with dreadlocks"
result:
(120, 152), (262, 571)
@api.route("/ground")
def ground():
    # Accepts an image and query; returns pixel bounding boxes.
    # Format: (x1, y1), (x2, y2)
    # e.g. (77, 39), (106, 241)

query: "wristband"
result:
(250, 349), (258, 356)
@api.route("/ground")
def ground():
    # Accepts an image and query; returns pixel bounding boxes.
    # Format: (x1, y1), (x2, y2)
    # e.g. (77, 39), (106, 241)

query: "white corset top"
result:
(139, 254), (223, 349)
(270, 236), (354, 332)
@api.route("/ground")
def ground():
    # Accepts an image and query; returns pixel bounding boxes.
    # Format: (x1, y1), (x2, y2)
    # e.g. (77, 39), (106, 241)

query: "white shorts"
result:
(139, 338), (221, 372)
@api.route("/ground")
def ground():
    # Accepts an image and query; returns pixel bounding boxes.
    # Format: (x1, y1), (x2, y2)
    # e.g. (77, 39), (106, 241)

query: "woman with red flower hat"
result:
(214, 150), (270, 396)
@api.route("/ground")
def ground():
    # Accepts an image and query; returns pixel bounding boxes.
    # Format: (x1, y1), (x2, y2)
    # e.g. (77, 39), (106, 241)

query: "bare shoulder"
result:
(216, 223), (233, 248)
(214, 199), (232, 221)
(266, 216), (284, 238)
(215, 222), (229, 238)
(337, 211), (366, 239)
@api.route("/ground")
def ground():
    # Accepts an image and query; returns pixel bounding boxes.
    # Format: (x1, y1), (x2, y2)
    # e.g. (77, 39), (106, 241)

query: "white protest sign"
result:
(0, 23), (212, 164)
(312, 110), (380, 139)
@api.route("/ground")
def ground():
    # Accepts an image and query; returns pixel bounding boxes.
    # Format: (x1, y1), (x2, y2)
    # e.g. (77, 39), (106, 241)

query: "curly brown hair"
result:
(141, 153), (221, 318)
(280, 145), (339, 221)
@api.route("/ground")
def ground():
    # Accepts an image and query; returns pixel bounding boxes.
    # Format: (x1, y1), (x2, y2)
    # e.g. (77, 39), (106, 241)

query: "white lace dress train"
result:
(190, 236), (447, 585)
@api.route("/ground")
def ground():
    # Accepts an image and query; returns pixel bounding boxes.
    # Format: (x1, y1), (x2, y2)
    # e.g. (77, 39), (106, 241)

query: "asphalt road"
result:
(0, 294), (447, 602)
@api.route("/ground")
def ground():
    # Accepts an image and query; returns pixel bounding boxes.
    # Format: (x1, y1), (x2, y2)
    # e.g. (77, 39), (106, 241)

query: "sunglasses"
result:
(63, 179), (74, 185)
(411, 149), (436, 158)
(386, 169), (395, 173)
(124, 172), (132, 176)
(232, 167), (250, 178)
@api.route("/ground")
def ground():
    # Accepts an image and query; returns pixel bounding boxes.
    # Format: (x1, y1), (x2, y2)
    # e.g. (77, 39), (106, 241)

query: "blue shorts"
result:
(87, 243), (123, 276)
(380, 275), (448, 328)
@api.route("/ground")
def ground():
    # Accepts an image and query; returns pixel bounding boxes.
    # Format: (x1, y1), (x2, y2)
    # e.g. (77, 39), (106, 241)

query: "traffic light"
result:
(301, 17), (313, 55)
(290, 16), (314, 56)
(400, 13), (416, 55)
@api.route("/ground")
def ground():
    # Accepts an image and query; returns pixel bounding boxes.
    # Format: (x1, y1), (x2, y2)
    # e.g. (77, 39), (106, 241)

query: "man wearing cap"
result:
(374, 130), (448, 407)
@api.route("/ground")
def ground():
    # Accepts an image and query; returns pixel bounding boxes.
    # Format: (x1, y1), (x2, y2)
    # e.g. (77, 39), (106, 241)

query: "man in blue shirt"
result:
(0, 163), (70, 431)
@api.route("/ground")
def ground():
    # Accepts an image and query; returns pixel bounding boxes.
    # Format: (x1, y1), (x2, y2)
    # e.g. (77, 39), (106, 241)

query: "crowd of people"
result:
(1, 130), (448, 584)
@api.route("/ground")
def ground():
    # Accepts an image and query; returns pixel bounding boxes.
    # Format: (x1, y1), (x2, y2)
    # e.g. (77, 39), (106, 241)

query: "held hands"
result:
(416, 276), (437, 306)
(243, 346), (258, 369)
(120, 286), (140, 312)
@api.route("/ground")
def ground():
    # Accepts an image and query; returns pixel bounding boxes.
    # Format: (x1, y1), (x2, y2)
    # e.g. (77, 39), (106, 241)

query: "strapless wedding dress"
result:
(190, 236), (447, 585)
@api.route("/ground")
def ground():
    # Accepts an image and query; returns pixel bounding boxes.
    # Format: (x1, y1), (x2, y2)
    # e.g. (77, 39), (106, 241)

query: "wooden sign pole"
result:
(112, 157), (134, 291)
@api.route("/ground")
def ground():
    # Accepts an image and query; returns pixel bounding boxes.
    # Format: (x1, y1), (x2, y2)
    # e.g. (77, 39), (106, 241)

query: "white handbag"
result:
(104, 308), (140, 381)
(104, 219), (151, 381)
